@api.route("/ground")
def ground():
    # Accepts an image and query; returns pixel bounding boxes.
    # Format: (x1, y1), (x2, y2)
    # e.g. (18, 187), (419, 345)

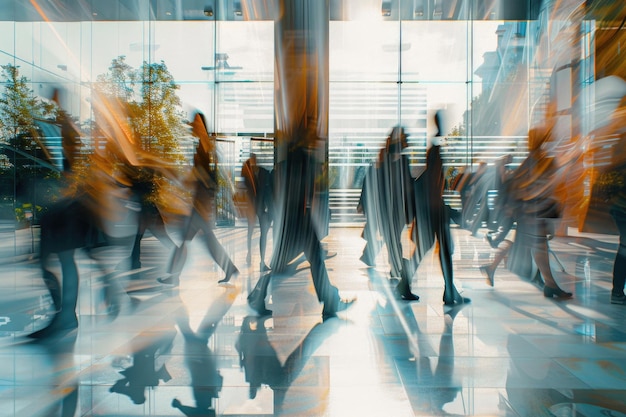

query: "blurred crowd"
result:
(7, 90), (626, 412)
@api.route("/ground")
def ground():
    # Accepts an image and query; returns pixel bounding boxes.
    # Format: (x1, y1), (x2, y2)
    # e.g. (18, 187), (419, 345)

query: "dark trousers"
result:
(247, 206), (272, 263)
(249, 215), (340, 315)
(610, 208), (626, 295)
(130, 204), (175, 268)
(360, 218), (381, 266)
(170, 209), (236, 277)
(380, 217), (405, 278)
(432, 205), (458, 302)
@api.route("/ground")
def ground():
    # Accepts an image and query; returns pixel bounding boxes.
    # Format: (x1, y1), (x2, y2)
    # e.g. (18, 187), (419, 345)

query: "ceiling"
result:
(0, 0), (544, 22)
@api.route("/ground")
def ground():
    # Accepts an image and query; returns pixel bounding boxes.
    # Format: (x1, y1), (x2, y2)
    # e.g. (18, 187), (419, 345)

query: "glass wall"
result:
(327, 18), (537, 223)
(0, 0), (608, 249)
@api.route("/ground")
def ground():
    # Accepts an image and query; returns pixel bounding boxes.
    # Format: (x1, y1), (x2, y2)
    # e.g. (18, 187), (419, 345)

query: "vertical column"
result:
(273, 0), (330, 240)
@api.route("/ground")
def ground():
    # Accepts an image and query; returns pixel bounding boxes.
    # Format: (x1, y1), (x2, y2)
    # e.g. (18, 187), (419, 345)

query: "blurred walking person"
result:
(247, 123), (354, 319)
(241, 153), (274, 271)
(481, 124), (571, 299)
(161, 112), (239, 287)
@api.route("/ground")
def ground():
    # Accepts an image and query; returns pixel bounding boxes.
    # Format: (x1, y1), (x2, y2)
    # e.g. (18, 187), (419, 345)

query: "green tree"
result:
(0, 64), (59, 224)
(94, 56), (136, 102)
(95, 56), (187, 163)
(93, 56), (190, 216)
(0, 64), (56, 152)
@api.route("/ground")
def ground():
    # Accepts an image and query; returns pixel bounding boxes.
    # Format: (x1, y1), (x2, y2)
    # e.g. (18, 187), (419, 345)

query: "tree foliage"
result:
(91, 56), (191, 214)
(95, 56), (187, 163)
(0, 64), (60, 223)
(0, 64), (56, 149)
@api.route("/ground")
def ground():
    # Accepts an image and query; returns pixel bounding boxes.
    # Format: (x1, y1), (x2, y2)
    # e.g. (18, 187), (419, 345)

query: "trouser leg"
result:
(58, 250), (79, 323)
(304, 224), (339, 314)
(610, 209), (626, 295)
(203, 225), (237, 277)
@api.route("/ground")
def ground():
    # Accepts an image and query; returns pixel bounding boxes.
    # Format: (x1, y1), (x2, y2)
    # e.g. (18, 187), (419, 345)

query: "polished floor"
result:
(1, 223), (626, 417)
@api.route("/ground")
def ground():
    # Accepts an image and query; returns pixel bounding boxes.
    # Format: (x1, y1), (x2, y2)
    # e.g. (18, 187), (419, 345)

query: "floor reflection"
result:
(1, 227), (626, 416)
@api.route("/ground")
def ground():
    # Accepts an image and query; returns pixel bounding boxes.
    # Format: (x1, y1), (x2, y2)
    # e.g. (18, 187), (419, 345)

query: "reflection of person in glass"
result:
(170, 279), (236, 416)
(367, 268), (461, 415)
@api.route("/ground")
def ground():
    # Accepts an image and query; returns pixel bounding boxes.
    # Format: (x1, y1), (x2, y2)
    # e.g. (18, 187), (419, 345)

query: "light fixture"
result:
(204, 6), (213, 16)
(233, 1), (242, 16)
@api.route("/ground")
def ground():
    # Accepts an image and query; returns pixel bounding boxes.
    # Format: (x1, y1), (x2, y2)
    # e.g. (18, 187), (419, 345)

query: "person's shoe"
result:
(157, 275), (179, 287)
(485, 230), (504, 249)
(543, 286), (573, 299)
(394, 284), (419, 301)
(443, 295), (471, 306)
(479, 265), (495, 287)
(610, 292), (626, 305)
(400, 292), (420, 301)
(218, 268), (239, 285)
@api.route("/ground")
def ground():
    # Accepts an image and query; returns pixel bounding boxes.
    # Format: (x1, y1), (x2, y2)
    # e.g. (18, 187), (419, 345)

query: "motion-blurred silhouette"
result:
(110, 330), (176, 404)
(28, 94), (174, 338)
(236, 315), (330, 415)
(410, 110), (470, 306)
(359, 127), (419, 301)
(162, 112), (239, 287)
(247, 123), (354, 319)
(485, 124), (571, 299)
(241, 152), (274, 271)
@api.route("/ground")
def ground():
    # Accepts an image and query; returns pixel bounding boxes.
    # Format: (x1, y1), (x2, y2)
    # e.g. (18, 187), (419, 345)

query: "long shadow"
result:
(109, 329), (177, 404)
(234, 314), (340, 416)
(167, 284), (238, 416)
(486, 287), (626, 415)
(365, 267), (466, 416)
